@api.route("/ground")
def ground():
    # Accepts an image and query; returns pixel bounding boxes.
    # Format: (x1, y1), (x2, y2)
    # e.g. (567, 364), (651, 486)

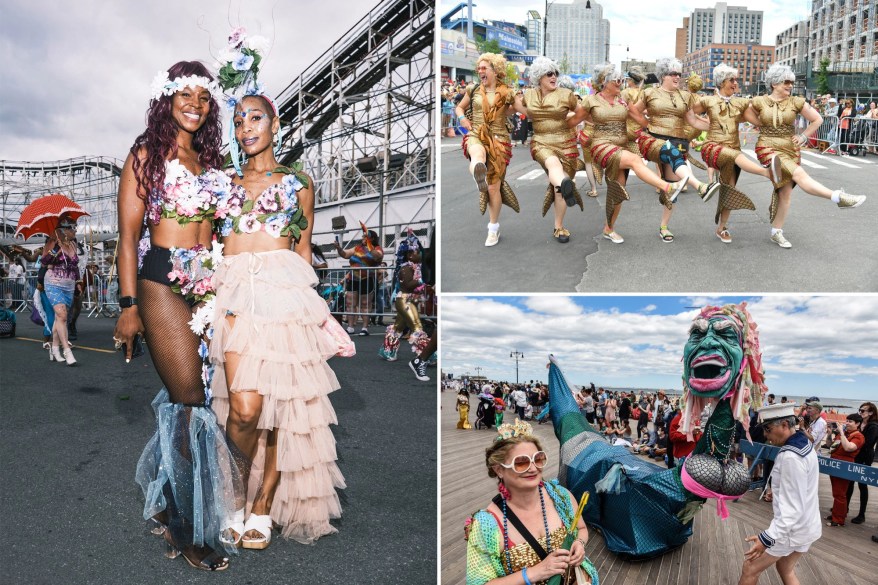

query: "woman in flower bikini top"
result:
(114, 60), (242, 572)
(209, 93), (352, 549)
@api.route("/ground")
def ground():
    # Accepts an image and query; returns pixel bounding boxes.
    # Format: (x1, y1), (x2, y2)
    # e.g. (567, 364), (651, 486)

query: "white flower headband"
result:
(150, 71), (224, 103)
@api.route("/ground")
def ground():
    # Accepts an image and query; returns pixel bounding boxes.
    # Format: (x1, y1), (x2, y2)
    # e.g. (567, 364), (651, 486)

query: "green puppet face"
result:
(683, 315), (744, 399)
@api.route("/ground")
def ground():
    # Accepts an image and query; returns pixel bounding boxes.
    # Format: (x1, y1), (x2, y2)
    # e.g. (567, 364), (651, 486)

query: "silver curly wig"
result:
(592, 62), (620, 91)
(655, 57), (683, 81)
(713, 63), (739, 88)
(626, 65), (645, 85)
(764, 63), (795, 89)
(529, 56), (560, 85)
(557, 74), (575, 91)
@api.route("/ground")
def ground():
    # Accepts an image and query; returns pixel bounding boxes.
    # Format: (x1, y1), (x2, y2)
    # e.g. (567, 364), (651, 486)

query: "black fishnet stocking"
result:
(137, 279), (206, 406)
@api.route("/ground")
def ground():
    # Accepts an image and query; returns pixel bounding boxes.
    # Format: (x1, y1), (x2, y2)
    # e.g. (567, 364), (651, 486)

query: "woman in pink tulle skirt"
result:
(209, 93), (354, 549)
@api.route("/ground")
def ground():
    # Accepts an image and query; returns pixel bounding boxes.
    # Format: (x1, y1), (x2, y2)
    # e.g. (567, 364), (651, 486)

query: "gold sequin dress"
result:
(750, 95), (806, 190)
(581, 93), (634, 223)
(524, 87), (580, 178)
(620, 86), (643, 155)
(464, 83), (515, 184)
(697, 95), (758, 222)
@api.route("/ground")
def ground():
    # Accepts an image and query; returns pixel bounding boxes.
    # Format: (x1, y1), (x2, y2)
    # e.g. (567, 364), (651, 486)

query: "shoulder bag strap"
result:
(492, 494), (549, 560)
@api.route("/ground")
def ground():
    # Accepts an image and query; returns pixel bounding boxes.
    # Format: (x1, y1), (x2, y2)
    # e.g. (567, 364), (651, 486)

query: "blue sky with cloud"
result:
(440, 0), (812, 68)
(2, 0), (369, 162)
(441, 295), (878, 400)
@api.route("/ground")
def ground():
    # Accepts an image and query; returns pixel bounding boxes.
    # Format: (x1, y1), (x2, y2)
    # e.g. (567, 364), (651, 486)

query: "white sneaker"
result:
(485, 229), (500, 247)
(346, 326), (355, 334)
(770, 230), (792, 248)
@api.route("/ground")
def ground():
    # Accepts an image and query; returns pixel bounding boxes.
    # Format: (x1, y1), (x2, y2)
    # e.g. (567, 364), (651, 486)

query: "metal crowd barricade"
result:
(312, 265), (436, 324)
(0, 276), (29, 311)
(807, 114), (878, 156)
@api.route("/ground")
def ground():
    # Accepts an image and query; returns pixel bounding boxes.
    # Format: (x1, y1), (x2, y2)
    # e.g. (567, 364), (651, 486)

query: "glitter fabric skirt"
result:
(135, 389), (243, 556)
(209, 249), (347, 544)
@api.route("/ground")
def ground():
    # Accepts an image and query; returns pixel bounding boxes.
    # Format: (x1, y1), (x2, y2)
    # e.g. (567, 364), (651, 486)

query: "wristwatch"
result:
(119, 296), (138, 309)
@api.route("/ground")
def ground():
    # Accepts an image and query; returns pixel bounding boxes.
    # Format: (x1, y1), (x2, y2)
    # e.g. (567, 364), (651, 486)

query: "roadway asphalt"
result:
(0, 316), (436, 585)
(440, 136), (878, 292)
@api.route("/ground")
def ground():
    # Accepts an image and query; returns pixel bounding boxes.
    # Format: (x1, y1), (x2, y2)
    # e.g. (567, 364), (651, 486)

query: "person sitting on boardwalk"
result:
(738, 403), (820, 585)
(465, 419), (599, 585)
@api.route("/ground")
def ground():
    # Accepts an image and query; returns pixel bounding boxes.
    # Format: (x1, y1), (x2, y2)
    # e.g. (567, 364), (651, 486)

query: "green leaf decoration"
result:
(241, 199), (255, 213)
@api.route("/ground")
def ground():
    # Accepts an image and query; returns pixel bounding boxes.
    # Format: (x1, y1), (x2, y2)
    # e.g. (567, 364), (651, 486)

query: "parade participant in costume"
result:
(209, 31), (353, 548)
(738, 403), (821, 585)
(455, 53), (520, 247)
(114, 61), (242, 571)
(744, 64), (866, 249)
(465, 419), (599, 585)
(569, 63), (685, 245)
(41, 216), (81, 365)
(514, 56), (584, 244)
(457, 389), (473, 430)
(335, 224), (383, 334)
(560, 75), (599, 199)
(378, 231), (430, 362)
(543, 302), (765, 559)
(690, 64), (775, 244)
(630, 58), (719, 243)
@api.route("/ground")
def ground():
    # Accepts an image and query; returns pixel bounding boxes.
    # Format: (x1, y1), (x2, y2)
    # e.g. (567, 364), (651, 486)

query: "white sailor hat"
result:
(757, 402), (797, 423)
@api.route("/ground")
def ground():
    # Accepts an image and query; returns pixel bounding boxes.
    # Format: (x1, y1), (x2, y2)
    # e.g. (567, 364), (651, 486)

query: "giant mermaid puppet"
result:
(547, 303), (766, 559)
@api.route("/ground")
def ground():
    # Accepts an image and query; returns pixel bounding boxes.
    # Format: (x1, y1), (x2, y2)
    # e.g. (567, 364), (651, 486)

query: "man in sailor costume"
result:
(738, 403), (821, 585)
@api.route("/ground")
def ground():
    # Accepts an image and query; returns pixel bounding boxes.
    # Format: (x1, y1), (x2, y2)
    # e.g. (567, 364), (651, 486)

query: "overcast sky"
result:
(1, 0), (373, 162)
(441, 0), (812, 67)
(441, 295), (878, 401)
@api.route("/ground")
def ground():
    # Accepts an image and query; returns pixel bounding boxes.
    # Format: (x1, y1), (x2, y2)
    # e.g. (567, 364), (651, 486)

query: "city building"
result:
(688, 3), (764, 53)
(621, 60), (657, 76)
(676, 17), (690, 59)
(545, 0), (610, 74)
(775, 20), (810, 95)
(807, 0), (877, 70)
(526, 10), (543, 53)
(681, 43), (775, 93)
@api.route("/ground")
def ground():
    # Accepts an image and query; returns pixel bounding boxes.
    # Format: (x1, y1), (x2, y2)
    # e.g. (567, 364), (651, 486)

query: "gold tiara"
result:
(495, 418), (534, 442)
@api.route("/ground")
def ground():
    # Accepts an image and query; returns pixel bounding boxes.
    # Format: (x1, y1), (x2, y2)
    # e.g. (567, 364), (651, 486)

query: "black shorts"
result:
(345, 275), (376, 295)
(138, 246), (174, 286)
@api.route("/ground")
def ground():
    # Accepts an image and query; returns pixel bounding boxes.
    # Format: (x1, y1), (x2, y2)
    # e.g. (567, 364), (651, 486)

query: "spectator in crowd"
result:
(669, 409), (702, 466)
(800, 398), (827, 449)
(619, 392), (632, 428)
(651, 427), (669, 463)
(827, 414), (864, 526)
(847, 402), (877, 524)
(511, 385), (528, 420)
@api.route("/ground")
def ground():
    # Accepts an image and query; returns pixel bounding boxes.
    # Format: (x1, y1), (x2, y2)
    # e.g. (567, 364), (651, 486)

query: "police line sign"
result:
(739, 441), (878, 486)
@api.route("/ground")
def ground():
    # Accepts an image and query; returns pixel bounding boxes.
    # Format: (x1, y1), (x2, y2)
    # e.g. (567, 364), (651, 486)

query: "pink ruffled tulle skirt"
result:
(209, 249), (350, 544)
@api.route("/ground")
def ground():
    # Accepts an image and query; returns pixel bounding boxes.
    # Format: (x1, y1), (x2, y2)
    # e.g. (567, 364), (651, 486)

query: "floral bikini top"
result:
(146, 159), (231, 226)
(215, 169), (309, 239)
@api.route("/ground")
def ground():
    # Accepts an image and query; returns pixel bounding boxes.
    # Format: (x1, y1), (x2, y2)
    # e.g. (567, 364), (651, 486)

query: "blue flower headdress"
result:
(215, 27), (283, 176)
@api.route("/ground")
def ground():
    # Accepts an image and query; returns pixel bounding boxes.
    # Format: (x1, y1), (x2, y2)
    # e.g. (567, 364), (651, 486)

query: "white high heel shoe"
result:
(51, 345), (65, 362)
(241, 514), (273, 550)
(62, 347), (77, 366)
(219, 508), (245, 548)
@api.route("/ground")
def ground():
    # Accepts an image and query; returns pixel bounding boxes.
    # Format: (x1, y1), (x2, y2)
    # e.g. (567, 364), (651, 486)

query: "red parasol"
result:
(14, 194), (90, 239)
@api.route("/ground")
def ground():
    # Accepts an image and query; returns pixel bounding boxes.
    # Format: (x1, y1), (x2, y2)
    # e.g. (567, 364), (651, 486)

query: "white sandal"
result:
(241, 514), (273, 550)
(219, 508), (245, 548)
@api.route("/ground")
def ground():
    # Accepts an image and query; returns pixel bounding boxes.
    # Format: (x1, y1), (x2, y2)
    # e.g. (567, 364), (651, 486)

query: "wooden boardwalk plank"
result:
(440, 391), (878, 585)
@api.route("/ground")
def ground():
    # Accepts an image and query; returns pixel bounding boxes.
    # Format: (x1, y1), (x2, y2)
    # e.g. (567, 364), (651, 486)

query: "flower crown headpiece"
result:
(150, 71), (224, 103)
(215, 27), (282, 176)
(495, 418), (534, 442)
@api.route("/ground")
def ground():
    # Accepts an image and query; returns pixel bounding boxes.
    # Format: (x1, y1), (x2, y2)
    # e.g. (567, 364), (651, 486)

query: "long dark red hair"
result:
(130, 61), (223, 200)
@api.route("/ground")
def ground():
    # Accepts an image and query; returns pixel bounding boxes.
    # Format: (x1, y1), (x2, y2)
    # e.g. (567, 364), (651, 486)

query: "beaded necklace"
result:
(705, 420), (736, 458)
(502, 483), (552, 575)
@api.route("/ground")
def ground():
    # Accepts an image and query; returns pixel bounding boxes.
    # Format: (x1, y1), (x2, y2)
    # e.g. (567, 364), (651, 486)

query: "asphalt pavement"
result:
(440, 137), (878, 292)
(0, 315), (436, 585)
